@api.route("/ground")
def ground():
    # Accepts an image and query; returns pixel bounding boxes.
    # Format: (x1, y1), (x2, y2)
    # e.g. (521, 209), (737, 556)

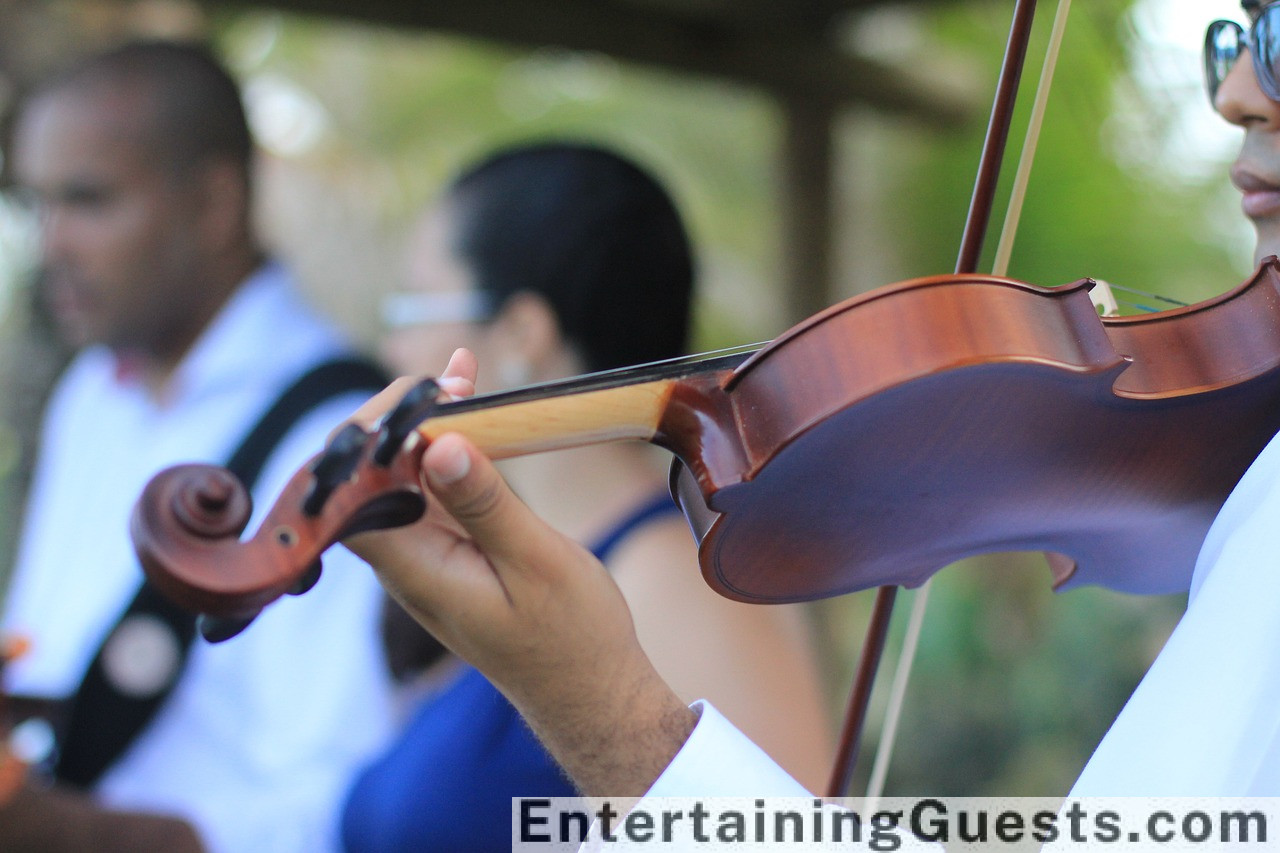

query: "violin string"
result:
(1112, 299), (1165, 314)
(864, 0), (1074, 802)
(1090, 279), (1188, 316)
(432, 340), (767, 416)
(1104, 282), (1189, 310)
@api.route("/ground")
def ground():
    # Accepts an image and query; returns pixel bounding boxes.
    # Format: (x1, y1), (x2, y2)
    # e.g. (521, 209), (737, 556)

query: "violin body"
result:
(672, 259), (1280, 602)
(132, 259), (1280, 625)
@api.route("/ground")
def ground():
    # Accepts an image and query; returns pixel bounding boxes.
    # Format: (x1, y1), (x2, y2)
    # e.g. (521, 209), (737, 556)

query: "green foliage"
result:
(879, 0), (1243, 297)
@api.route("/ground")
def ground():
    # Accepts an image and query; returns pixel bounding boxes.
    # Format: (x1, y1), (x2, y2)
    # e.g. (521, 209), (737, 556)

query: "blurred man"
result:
(1, 41), (391, 852)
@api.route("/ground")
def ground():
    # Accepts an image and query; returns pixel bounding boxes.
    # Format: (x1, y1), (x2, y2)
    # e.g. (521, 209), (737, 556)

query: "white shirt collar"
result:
(111, 261), (341, 409)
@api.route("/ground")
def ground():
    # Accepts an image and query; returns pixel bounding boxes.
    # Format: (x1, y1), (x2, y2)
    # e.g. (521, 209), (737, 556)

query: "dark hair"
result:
(33, 40), (253, 178)
(446, 142), (693, 372)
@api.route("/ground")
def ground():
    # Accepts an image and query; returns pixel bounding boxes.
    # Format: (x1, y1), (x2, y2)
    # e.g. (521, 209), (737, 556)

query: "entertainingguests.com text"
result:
(511, 796), (1277, 850)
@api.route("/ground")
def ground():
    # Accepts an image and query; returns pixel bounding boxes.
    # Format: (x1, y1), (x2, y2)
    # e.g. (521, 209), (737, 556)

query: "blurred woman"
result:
(342, 142), (831, 851)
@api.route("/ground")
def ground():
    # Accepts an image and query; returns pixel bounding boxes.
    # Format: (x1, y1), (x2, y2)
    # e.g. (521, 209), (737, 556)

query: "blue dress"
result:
(340, 493), (682, 852)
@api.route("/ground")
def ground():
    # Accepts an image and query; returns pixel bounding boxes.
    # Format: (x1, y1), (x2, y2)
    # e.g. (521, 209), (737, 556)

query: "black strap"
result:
(53, 356), (388, 789)
(221, 358), (389, 490)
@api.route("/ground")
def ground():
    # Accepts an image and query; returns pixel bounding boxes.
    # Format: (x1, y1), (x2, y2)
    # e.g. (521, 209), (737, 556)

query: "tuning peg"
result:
(287, 559), (323, 596)
(302, 423), (369, 517)
(373, 378), (440, 466)
(197, 611), (258, 643)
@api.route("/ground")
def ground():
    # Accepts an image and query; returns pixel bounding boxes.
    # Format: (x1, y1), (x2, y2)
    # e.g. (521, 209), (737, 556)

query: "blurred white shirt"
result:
(2, 263), (394, 853)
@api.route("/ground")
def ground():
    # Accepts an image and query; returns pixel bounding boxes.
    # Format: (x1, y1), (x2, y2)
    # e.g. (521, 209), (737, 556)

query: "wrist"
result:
(515, 650), (697, 797)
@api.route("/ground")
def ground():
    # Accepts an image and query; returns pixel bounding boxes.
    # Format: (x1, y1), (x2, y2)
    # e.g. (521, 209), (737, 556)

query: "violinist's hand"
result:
(345, 349), (697, 797)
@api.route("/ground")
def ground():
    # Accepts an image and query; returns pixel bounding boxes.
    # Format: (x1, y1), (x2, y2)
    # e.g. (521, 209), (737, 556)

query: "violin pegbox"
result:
(130, 378), (445, 640)
(374, 377), (440, 465)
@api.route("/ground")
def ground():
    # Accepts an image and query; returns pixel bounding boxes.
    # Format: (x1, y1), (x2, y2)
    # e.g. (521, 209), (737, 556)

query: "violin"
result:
(131, 259), (1280, 622)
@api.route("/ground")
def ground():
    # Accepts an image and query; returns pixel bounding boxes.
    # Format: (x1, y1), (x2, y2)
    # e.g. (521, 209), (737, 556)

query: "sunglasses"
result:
(1205, 2), (1280, 105)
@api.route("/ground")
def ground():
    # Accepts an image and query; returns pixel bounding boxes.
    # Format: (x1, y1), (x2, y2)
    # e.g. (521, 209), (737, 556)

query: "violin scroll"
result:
(131, 380), (443, 637)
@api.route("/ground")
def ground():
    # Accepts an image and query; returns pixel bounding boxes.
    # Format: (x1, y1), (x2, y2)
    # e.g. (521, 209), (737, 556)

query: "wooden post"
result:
(780, 96), (836, 324)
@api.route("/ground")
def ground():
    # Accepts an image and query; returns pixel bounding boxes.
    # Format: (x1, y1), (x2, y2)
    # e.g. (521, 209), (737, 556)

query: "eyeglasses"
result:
(1205, 2), (1280, 106)
(379, 290), (494, 330)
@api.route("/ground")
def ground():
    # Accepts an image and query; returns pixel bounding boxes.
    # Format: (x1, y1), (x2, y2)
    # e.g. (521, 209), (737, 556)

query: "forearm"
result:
(509, 650), (698, 798)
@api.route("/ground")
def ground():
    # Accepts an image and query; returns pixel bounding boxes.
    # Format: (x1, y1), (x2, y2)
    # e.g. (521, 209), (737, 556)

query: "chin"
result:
(51, 321), (93, 350)
(1254, 228), (1280, 264)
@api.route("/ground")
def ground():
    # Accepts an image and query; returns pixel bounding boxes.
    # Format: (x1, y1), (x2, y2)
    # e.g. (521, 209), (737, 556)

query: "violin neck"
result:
(417, 380), (675, 457)
(413, 349), (752, 459)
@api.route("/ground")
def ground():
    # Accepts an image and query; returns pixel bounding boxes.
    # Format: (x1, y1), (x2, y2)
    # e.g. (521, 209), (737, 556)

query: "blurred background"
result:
(0, 0), (1250, 797)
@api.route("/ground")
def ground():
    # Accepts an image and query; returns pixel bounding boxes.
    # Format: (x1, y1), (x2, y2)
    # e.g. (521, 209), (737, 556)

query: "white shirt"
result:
(623, 423), (1280, 804)
(2, 264), (394, 853)
(1069, 420), (1280, 795)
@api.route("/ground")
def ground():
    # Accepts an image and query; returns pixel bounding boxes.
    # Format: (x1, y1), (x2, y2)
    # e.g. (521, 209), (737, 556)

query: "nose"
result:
(1216, 49), (1280, 128)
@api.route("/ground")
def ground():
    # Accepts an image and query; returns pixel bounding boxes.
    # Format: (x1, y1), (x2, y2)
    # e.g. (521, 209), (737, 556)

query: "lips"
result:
(1232, 166), (1280, 219)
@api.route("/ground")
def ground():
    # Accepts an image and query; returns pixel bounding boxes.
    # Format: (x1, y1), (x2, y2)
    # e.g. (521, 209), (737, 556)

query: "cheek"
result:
(68, 201), (169, 283)
(380, 324), (475, 376)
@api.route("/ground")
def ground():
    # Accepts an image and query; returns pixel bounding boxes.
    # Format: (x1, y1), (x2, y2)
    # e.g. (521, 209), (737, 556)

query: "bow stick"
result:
(864, 0), (1076, 800)
(825, 0), (1073, 798)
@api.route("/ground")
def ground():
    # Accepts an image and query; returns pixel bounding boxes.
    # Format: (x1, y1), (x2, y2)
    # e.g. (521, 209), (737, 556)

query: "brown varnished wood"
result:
(133, 259), (1280, 620)
(133, 439), (429, 618)
(1106, 265), (1280, 398)
(677, 262), (1280, 603)
(420, 378), (676, 457)
(820, 0), (1039, 796)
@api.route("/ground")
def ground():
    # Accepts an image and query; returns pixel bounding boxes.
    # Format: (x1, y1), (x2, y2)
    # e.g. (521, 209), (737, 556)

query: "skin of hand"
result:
(344, 349), (698, 797)
(0, 783), (205, 853)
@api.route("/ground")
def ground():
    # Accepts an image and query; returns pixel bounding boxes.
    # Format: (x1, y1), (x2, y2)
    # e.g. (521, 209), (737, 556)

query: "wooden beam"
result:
(605, 0), (862, 33)
(779, 98), (836, 322)
(200, 0), (968, 123)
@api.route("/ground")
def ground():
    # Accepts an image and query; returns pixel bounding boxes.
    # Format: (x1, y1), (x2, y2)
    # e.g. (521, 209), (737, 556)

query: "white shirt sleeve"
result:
(572, 703), (942, 852)
(647, 701), (813, 798)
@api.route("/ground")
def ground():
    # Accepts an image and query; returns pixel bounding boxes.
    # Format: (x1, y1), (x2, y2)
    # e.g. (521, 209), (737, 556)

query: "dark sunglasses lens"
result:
(1205, 20), (1243, 103)
(1255, 9), (1280, 101)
